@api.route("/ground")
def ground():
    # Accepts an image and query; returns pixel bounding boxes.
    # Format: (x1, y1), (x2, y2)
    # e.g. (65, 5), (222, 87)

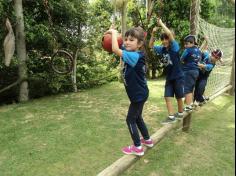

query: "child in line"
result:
(194, 48), (223, 105)
(149, 18), (184, 124)
(181, 35), (202, 112)
(105, 27), (153, 156)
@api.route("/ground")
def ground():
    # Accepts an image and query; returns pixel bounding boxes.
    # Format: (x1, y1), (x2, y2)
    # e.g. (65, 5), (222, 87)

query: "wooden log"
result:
(97, 123), (177, 176)
(182, 114), (192, 132)
(209, 85), (232, 101)
(97, 84), (232, 176)
(229, 47), (235, 95)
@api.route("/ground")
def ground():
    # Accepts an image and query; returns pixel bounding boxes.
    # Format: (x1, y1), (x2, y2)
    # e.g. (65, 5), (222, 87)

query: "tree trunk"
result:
(72, 49), (79, 93)
(190, 0), (200, 36)
(229, 47), (235, 95)
(14, 0), (29, 102)
(121, 1), (128, 38)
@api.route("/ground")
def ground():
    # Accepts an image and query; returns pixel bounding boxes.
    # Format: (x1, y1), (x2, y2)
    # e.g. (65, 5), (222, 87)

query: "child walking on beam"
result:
(181, 35), (202, 112)
(105, 26), (153, 156)
(149, 18), (184, 124)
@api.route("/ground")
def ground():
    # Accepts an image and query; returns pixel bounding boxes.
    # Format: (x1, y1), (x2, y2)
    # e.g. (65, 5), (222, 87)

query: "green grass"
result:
(0, 80), (234, 176)
(0, 80), (166, 176)
(124, 95), (235, 176)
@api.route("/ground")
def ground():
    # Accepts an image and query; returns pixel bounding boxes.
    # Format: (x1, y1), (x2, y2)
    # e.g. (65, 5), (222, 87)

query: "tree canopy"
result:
(0, 0), (234, 104)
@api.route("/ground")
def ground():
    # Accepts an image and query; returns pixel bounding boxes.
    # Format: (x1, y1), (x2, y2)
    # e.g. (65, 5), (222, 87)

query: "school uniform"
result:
(122, 50), (150, 147)
(154, 40), (184, 99)
(181, 46), (202, 94)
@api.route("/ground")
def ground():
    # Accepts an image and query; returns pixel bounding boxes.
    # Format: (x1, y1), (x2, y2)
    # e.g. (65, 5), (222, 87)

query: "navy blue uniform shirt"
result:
(199, 51), (215, 78)
(154, 40), (184, 80)
(122, 50), (149, 103)
(181, 46), (202, 71)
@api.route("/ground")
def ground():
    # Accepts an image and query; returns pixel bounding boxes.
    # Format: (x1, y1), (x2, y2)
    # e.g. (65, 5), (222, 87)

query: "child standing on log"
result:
(149, 18), (184, 124)
(105, 27), (153, 156)
(194, 47), (223, 106)
(181, 35), (202, 112)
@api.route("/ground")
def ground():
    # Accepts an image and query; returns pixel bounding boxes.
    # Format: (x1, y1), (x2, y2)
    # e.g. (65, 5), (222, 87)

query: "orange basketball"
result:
(102, 33), (123, 53)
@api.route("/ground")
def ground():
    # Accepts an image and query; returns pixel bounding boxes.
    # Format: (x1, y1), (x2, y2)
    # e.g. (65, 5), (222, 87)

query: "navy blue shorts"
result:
(164, 77), (185, 99)
(183, 70), (199, 94)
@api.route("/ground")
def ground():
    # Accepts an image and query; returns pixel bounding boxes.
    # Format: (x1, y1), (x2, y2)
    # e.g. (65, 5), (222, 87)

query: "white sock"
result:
(136, 146), (142, 149)
(178, 112), (184, 115)
(169, 115), (175, 119)
(145, 138), (152, 142)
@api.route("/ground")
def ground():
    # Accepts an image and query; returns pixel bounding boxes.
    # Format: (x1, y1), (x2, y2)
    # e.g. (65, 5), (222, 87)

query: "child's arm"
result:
(104, 29), (122, 57)
(105, 29), (140, 67)
(198, 51), (214, 71)
(200, 36), (209, 51)
(158, 18), (174, 41)
(198, 63), (214, 71)
(180, 49), (188, 63)
(149, 27), (158, 48)
(110, 29), (123, 57)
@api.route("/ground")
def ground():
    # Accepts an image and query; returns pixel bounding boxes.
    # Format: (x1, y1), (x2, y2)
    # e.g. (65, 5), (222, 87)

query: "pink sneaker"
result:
(141, 138), (154, 148)
(122, 145), (144, 156)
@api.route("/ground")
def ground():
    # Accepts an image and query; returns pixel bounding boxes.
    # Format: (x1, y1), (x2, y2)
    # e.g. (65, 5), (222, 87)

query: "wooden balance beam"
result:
(97, 84), (233, 176)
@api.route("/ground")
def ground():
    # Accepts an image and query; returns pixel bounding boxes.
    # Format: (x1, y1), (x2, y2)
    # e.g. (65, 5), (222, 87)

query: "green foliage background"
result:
(0, 0), (234, 104)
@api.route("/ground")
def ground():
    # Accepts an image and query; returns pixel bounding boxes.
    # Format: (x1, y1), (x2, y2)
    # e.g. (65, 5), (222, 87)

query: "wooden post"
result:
(121, 1), (127, 38)
(182, 114), (192, 132)
(97, 84), (233, 176)
(71, 49), (79, 93)
(97, 123), (177, 176)
(14, 0), (29, 102)
(229, 47), (235, 95)
(190, 0), (200, 36)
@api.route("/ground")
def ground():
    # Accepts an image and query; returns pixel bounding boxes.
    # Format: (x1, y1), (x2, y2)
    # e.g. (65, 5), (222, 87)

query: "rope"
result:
(190, 0), (201, 38)
(192, 0), (235, 97)
(43, 0), (59, 50)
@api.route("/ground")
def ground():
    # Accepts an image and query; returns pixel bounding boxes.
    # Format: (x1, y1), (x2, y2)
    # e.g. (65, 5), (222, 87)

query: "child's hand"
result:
(152, 27), (158, 35)
(198, 63), (205, 69)
(157, 17), (163, 26)
(203, 36), (209, 41)
(104, 29), (118, 35)
(110, 24), (116, 30)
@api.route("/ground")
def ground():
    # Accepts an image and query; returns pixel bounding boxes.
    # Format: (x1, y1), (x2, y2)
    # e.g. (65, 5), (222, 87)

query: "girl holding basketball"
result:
(105, 27), (153, 156)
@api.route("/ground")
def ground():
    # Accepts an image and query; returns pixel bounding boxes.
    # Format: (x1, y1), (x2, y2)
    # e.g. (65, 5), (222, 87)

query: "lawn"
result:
(0, 80), (234, 176)
(124, 94), (235, 176)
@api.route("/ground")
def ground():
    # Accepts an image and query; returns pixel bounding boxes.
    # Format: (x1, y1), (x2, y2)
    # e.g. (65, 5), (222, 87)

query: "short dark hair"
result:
(211, 49), (223, 59)
(125, 27), (145, 43)
(160, 33), (169, 40)
(184, 35), (198, 45)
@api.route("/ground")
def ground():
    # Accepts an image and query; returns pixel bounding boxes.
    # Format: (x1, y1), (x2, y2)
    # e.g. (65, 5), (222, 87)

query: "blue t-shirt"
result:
(199, 51), (215, 78)
(153, 40), (184, 80)
(181, 46), (202, 71)
(122, 50), (149, 103)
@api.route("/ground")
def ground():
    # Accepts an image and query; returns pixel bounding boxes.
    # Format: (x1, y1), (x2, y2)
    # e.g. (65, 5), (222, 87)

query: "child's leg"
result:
(175, 98), (183, 112)
(164, 80), (175, 115)
(185, 93), (193, 105)
(136, 117), (150, 140)
(175, 78), (184, 113)
(193, 79), (200, 102)
(165, 97), (174, 115)
(126, 102), (143, 147)
(184, 70), (199, 106)
(161, 80), (176, 124)
(135, 101), (150, 140)
(197, 78), (208, 102)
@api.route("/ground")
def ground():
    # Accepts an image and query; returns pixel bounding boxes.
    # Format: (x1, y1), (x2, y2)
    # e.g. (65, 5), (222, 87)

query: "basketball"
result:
(102, 33), (123, 53)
